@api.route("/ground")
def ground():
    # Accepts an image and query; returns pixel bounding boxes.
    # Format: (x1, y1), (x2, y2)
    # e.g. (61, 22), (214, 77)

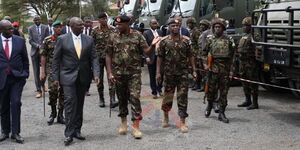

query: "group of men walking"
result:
(0, 12), (259, 146)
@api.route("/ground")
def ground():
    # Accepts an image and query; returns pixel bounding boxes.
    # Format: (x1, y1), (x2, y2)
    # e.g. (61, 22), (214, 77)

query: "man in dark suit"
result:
(0, 20), (29, 144)
(52, 17), (100, 146)
(62, 18), (71, 34)
(28, 16), (49, 98)
(143, 19), (163, 98)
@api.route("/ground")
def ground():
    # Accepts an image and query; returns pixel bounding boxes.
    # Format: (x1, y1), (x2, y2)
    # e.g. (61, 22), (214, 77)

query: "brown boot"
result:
(118, 117), (127, 135)
(162, 112), (169, 128)
(132, 120), (142, 139)
(179, 118), (188, 133)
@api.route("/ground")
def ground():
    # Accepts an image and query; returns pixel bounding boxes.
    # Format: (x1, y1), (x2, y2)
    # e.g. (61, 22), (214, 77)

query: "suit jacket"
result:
(28, 24), (49, 56)
(62, 25), (71, 34)
(0, 35), (29, 90)
(143, 29), (163, 61)
(52, 32), (100, 86)
(83, 27), (92, 36)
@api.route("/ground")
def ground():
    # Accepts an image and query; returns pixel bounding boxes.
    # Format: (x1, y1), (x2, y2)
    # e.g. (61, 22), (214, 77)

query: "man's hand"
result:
(54, 80), (60, 87)
(94, 77), (100, 85)
(229, 71), (234, 79)
(192, 71), (197, 80)
(40, 71), (46, 83)
(108, 73), (116, 84)
(151, 36), (161, 46)
(156, 72), (161, 84)
(146, 57), (152, 65)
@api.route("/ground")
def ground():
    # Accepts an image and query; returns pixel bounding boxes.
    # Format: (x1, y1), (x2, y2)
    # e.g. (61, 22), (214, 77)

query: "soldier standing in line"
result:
(156, 18), (197, 133)
(91, 12), (118, 108)
(203, 18), (236, 123)
(237, 17), (259, 110)
(106, 15), (160, 139)
(40, 21), (65, 125)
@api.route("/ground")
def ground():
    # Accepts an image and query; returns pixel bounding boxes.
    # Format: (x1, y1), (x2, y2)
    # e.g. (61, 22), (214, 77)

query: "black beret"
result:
(98, 12), (108, 19)
(167, 18), (180, 25)
(114, 15), (130, 24)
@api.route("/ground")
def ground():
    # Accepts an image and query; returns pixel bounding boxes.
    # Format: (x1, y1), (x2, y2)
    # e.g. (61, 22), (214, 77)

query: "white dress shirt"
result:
(1, 34), (12, 58)
(71, 32), (82, 51)
(83, 27), (90, 36)
(151, 29), (159, 38)
(48, 25), (54, 35)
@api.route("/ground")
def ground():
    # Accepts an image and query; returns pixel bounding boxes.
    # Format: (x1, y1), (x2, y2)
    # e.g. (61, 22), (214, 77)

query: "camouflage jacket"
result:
(106, 29), (149, 75)
(92, 25), (116, 59)
(237, 33), (256, 60)
(190, 27), (202, 58)
(158, 35), (192, 76)
(204, 34), (236, 73)
(40, 35), (58, 75)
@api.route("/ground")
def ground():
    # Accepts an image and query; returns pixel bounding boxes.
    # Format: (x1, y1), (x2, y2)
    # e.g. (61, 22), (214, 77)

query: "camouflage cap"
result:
(115, 15), (130, 24)
(199, 19), (210, 26)
(211, 18), (226, 28)
(242, 17), (252, 26)
(186, 17), (196, 24)
(52, 20), (62, 27)
(167, 18), (180, 25)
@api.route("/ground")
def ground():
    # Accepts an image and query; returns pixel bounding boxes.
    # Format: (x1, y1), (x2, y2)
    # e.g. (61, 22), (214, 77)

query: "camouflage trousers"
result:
(162, 74), (189, 118)
(240, 61), (259, 97)
(48, 79), (64, 109)
(207, 72), (230, 108)
(196, 57), (204, 85)
(115, 74), (142, 121)
(98, 58), (116, 96)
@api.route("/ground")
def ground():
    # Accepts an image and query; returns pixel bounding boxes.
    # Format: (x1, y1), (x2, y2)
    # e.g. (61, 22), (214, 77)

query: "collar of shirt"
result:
(1, 34), (13, 57)
(151, 29), (158, 37)
(71, 31), (82, 50)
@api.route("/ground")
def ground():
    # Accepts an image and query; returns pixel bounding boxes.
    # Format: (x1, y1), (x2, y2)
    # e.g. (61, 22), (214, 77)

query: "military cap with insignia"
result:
(52, 20), (62, 27)
(167, 18), (180, 25)
(114, 15), (130, 24)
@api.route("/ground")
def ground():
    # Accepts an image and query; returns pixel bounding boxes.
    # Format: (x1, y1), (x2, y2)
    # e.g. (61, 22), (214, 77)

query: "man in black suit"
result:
(143, 19), (163, 98)
(0, 20), (29, 144)
(62, 18), (71, 34)
(28, 16), (49, 98)
(52, 17), (100, 146)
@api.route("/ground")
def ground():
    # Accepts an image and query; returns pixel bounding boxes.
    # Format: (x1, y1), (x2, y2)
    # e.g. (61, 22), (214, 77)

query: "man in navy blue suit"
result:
(0, 20), (29, 144)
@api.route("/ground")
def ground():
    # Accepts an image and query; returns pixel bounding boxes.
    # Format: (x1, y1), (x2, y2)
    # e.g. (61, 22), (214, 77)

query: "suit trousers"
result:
(31, 52), (41, 93)
(62, 77), (87, 137)
(147, 56), (162, 95)
(0, 75), (26, 134)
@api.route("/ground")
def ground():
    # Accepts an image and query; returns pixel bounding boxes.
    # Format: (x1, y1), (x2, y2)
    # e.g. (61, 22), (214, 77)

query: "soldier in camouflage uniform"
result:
(237, 17), (259, 110)
(106, 15), (160, 139)
(40, 21), (65, 125)
(91, 12), (118, 108)
(203, 18), (236, 123)
(156, 18), (197, 133)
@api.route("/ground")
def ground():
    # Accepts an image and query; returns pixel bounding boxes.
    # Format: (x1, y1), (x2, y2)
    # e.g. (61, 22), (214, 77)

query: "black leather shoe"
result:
(73, 132), (86, 140)
(11, 134), (24, 144)
(64, 137), (73, 146)
(0, 133), (9, 142)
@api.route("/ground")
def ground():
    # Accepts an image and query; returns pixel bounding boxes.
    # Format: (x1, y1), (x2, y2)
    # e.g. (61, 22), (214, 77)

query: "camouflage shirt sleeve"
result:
(40, 39), (48, 57)
(139, 33), (149, 51)
(106, 34), (114, 56)
(157, 39), (165, 58)
(186, 38), (193, 58)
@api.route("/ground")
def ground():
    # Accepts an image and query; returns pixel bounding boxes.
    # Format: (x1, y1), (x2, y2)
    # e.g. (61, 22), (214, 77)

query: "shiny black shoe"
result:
(73, 132), (86, 140)
(11, 134), (24, 144)
(99, 96), (105, 108)
(64, 137), (73, 146)
(0, 133), (9, 142)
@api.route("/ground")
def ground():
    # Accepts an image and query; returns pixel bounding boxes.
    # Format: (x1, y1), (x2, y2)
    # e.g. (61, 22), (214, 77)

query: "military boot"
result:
(196, 83), (204, 92)
(218, 106), (229, 123)
(162, 112), (169, 128)
(132, 120), (142, 139)
(247, 95), (259, 110)
(238, 94), (252, 107)
(57, 109), (65, 124)
(179, 118), (188, 133)
(119, 117), (127, 135)
(213, 102), (220, 113)
(47, 106), (57, 125)
(205, 102), (213, 118)
(109, 90), (118, 108)
(99, 92), (105, 108)
(192, 82), (200, 91)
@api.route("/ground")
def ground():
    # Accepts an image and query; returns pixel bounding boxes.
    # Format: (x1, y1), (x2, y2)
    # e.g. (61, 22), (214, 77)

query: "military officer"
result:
(91, 12), (118, 108)
(106, 15), (160, 139)
(156, 18), (197, 133)
(203, 18), (236, 123)
(237, 17), (259, 110)
(40, 21), (65, 125)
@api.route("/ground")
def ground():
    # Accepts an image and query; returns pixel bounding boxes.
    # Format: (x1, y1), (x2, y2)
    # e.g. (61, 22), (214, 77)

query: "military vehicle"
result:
(252, 0), (300, 97)
(118, 0), (142, 16)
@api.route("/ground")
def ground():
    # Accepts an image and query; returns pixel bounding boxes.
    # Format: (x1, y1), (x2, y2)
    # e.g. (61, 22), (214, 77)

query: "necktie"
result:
(4, 40), (9, 59)
(75, 38), (81, 58)
(37, 26), (42, 43)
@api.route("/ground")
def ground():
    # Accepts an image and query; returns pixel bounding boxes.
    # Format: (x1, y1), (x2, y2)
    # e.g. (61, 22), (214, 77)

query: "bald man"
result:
(0, 20), (29, 144)
(52, 17), (100, 146)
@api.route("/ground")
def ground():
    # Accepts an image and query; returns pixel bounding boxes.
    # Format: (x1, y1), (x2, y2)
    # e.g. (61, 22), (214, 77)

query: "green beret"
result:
(115, 15), (130, 24)
(52, 20), (62, 27)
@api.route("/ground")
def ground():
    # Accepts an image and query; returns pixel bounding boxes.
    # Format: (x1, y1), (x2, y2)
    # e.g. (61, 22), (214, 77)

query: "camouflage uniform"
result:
(237, 17), (259, 109)
(106, 29), (149, 121)
(158, 35), (193, 119)
(91, 25), (117, 103)
(40, 35), (64, 109)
